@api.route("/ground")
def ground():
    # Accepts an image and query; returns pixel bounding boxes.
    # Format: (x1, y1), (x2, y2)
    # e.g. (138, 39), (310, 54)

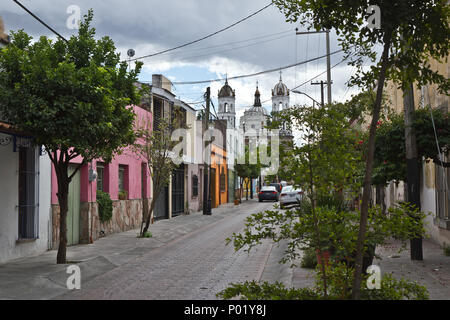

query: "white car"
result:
(279, 185), (303, 209)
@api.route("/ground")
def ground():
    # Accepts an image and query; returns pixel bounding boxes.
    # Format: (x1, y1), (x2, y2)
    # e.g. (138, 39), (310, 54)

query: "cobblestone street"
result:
(54, 200), (284, 300)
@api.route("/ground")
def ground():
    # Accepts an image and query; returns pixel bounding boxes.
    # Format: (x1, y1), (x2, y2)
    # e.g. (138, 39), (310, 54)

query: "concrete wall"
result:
(0, 145), (52, 264)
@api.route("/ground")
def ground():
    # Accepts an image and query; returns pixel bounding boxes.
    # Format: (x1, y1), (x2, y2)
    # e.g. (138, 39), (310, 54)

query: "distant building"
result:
(0, 17), (9, 47)
(240, 84), (269, 137)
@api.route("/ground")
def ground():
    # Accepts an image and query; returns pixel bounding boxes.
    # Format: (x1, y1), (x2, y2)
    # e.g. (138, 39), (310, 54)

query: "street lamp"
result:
(292, 90), (323, 108)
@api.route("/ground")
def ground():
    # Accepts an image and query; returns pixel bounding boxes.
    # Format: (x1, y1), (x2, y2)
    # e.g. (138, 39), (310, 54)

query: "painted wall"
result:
(421, 160), (450, 245)
(0, 145), (52, 264)
(211, 144), (228, 208)
(50, 105), (152, 246)
(51, 105), (152, 204)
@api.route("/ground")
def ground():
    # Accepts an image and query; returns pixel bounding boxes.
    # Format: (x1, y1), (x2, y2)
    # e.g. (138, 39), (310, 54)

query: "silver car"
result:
(279, 185), (303, 209)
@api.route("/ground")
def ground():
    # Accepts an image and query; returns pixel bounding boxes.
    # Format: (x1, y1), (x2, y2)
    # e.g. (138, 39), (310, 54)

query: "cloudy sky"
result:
(1, 0), (367, 131)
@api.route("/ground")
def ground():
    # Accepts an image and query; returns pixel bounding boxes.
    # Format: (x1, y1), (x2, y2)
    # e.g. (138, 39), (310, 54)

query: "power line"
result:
(12, 0), (68, 43)
(146, 29), (292, 58)
(130, 2), (274, 61)
(145, 32), (293, 66)
(231, 53), (354, 111)
(147, 47), (347, 86)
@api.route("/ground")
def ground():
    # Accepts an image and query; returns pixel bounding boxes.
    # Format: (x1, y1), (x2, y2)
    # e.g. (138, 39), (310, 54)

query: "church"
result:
(216, 72), (292, 142)
(216, 73), (293, 196)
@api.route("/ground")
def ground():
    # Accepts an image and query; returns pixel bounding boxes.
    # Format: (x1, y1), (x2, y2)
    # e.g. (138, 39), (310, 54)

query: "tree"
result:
(225, 102), (428, 300)
(235, 145), (263, 201)
(274, 0), (450, 299)
(134, 111), (183, 236)
(372, 107), (450, 186)
(0, 10), (143, 264)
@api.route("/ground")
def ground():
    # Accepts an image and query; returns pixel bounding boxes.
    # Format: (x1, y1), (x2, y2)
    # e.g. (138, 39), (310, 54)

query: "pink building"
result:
(51, 105), (152, 247)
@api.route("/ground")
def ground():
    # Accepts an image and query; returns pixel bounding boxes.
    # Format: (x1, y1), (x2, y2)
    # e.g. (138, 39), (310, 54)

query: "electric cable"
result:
(146, 47), (347, 86)
(12, 0), (68, 43)
(145, 32), (293, 66)
(130, 2), (274, 61)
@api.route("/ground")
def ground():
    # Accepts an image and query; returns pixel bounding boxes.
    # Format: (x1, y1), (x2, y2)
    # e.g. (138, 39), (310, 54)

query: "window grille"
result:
(192, 175), (199, 197)
(18, 146), (39, 239)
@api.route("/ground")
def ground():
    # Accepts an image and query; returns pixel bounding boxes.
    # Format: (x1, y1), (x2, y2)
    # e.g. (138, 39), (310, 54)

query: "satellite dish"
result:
(127, 49), (135, 58)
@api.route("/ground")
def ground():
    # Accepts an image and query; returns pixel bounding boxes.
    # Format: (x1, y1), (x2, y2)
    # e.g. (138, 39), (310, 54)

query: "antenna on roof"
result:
(127, 49), (135, 72)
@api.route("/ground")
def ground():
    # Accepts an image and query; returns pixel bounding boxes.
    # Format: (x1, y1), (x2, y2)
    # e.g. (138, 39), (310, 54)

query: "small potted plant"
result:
(118, 190), (128, 200)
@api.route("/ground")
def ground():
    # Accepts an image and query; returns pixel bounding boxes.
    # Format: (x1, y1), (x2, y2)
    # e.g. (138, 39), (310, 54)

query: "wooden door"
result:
(67, 165), (81, 246)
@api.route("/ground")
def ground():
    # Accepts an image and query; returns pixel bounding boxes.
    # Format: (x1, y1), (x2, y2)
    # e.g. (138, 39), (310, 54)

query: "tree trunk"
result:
(403, 83), (423, 260)
(352, 33), (392, 300)
(239, 178), (243, 203)
(142, 200), (156, 235)
(56, 163), (69, 264)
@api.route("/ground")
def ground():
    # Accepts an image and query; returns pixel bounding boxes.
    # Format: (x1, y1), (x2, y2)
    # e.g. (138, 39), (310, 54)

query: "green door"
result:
(67, 165), (81, 246)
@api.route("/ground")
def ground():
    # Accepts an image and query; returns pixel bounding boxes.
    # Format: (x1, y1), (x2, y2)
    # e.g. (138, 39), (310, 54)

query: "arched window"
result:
(224, 103), (228, 113)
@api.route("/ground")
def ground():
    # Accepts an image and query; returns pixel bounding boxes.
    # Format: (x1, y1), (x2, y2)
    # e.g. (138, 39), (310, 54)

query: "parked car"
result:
(258, 186), (279, 202)
(269, 182), (283, 193)
(279, 185), (303, 209)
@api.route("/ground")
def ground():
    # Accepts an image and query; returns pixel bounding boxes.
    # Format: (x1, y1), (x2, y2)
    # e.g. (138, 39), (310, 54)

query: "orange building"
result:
(210, 144), (228, 208)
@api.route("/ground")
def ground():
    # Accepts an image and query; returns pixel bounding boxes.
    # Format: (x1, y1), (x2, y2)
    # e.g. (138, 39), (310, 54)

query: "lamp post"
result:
(292, 90), (322, 108)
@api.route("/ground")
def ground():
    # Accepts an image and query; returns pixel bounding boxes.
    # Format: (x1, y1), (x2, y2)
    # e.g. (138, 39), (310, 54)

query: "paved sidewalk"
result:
(0, 200), (257, 300)
(290, 239), (450, 300)
(374, 239), (450, 300)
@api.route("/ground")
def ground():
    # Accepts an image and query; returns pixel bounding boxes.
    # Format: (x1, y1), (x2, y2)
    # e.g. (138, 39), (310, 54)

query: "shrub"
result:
(217, 281), (320, 300)
(97, 190), (113, 222)
(142, 231), (152, 238)
(301, 247), (317, 269)
(361, 273), (429, 300)
(217, 265), (429, 300)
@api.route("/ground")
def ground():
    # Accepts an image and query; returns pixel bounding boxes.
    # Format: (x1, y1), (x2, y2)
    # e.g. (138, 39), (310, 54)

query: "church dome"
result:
(218, 80), (235, 98)
(248, 105), (268, 116)
(272, 74), (289, 97)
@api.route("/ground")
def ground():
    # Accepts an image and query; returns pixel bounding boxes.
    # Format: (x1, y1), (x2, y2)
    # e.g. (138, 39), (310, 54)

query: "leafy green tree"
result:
(0, 11), (143, 264)
(274, 0), (450, 298)
(372, 107), (450, 186)
(273, 102), (364, 297)
(235, 145), (263, 201)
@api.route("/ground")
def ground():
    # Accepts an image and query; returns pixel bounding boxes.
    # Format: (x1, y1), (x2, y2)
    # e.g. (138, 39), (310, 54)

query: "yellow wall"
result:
(211, 144), (227, 208)
(384, 56), (449, 114)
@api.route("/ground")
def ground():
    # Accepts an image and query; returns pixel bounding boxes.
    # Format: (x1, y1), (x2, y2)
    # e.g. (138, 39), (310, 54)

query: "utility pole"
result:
(404, 83), (423, 260)
(203, 87), (212, 215)
(326, 30), (332, 105)
(310, 80), (332, 107)
(296, 29), (332, 105)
